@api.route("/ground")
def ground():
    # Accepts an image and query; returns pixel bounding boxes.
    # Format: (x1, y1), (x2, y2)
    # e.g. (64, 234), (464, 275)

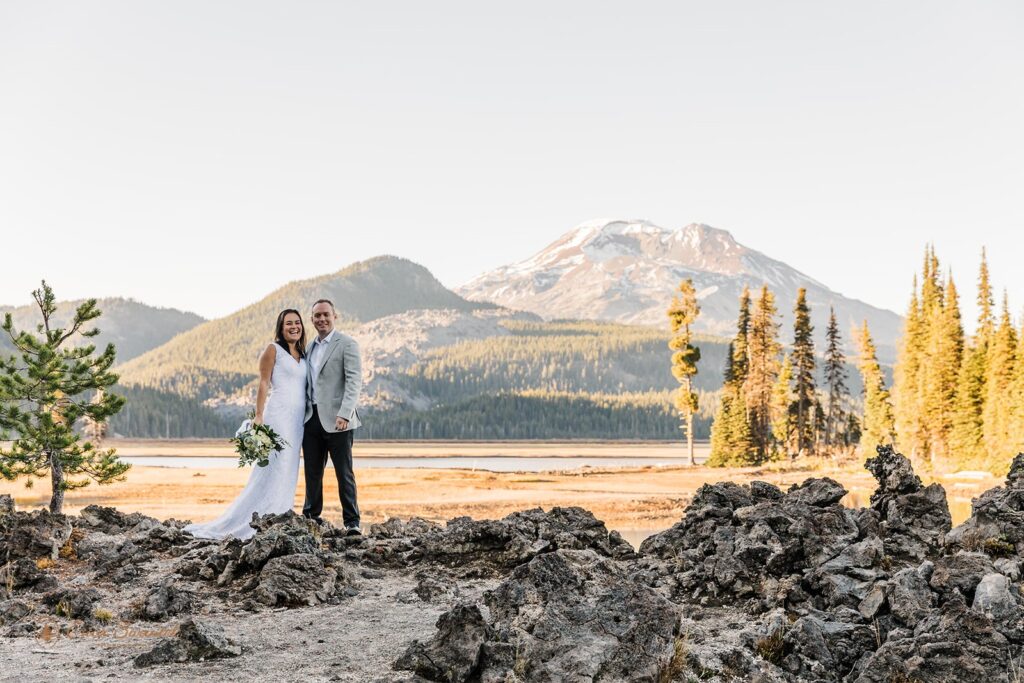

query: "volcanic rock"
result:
(255, 554), (335, 607)
(134, 617), (242, 667)
(853, 598), (1009, 682)
(396, 549), (681, 682)
(141, 578), (197, 621)
(866, 445), (952, 562)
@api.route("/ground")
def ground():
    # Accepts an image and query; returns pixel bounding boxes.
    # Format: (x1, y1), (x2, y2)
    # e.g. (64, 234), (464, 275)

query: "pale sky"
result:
(1, 2), (1022, 329)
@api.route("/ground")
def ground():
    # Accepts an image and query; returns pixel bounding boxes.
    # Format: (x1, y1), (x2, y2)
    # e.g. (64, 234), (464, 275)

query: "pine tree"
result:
(744, 285), (781, 462)
(667, 279), (701, 465)
(948, 249), (996, 468)
(708, 290), (755, 467)
(791, 288), (816, 456)
(950, 341), (987, 467)
(823, 307), (849, 449)
(855, 321), (895, 452)
(771, 354), (795, 457)
(732, 287), (752, 383)
(0, 282), (129, 514)
(977, 247), (995, 345)
(922, 273), (964, 462)
(982, 294), (1018, 472)
(894, 273), (925, 459)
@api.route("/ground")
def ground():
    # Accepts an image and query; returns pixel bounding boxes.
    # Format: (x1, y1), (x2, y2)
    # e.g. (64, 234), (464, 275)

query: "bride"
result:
(185, 309), (308, 540)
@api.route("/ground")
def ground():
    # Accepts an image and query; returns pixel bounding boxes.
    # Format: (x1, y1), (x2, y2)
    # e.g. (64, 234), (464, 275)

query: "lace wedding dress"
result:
(185, 346), (307, 540)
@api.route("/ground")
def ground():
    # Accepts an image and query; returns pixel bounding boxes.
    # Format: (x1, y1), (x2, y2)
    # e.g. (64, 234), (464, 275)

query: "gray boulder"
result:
(0, 599), (31, 626)
(865, 445), (951, 562)
(42, 587), (101, 620)
(134, 618), (242, 667)
(972, 572), (1024, 643)
(402, 506), (634, 573)
(394, 603), (488, 682)
(947, 453), (1024, 559)
(396, 549), (681, 682)
(886, 564), (936, 628)
(0, 504), (72, 561)
(140, 579), (196, 621)
(929, 551), (996, 603)
(639, 478), (859, 607)
(853, 598), (1008, 682)
(255, 553), (335, 607)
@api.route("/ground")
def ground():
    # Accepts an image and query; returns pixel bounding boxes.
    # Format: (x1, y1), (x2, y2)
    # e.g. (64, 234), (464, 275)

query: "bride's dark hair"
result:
(274, 309), (306, 357)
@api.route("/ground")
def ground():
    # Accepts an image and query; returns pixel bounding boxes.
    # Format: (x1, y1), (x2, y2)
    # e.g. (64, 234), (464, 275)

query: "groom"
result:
(302, 298), (363, 534)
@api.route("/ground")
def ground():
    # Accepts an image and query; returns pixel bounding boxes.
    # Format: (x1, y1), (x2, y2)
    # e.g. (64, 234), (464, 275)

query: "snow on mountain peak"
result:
(456, 217), (901, 352)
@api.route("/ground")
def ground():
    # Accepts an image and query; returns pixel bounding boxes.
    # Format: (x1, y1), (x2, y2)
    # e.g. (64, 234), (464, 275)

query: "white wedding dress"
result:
(185, 346), (307, 541)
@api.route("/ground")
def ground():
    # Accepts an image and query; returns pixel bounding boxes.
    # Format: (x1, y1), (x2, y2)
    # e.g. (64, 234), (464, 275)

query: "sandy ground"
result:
(0, 557), (495, 683)
(0, 441), (997, 547)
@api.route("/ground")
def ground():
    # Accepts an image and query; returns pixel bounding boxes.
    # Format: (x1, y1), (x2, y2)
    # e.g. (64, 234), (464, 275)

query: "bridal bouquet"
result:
(231, 413), (288, 468)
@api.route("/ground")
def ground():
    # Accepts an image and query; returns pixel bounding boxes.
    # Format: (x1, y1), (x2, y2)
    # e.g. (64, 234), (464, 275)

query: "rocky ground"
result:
(3, 446), (1024, 682)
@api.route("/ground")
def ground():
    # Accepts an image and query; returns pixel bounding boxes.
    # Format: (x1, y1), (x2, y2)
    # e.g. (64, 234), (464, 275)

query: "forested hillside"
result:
(0, 297), (203, 363)
(117, 256), (493, 400)
(108, 385), (236, 438)
(362, 390), (717, 440)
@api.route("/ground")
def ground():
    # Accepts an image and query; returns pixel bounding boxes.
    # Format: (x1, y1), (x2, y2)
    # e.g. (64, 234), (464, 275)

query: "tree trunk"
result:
(49, 450), (64, 515)
(686, 413), (695, 466)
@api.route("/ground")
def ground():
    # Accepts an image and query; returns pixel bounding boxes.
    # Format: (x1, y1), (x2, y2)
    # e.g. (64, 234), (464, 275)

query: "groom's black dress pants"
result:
(302, 406), (360, 527)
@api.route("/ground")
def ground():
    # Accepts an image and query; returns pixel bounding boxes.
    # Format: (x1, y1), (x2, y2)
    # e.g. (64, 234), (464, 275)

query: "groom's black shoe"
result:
(305, 516), (325, 527)
(345, 525), (362, 536)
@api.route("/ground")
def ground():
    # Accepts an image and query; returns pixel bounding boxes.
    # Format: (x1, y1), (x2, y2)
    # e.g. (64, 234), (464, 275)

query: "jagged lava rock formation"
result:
(2, 447), (1024, 681)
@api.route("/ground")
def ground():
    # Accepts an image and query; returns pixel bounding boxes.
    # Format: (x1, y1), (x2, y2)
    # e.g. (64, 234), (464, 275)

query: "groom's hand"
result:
(335, 417), (349, 431)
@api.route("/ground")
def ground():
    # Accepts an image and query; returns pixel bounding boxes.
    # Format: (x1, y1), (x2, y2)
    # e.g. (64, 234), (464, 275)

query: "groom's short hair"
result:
(312, 299), (336, 313)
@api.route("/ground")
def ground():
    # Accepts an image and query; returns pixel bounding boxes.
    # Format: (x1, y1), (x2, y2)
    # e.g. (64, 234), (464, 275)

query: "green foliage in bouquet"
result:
(231, 412), (287, 468)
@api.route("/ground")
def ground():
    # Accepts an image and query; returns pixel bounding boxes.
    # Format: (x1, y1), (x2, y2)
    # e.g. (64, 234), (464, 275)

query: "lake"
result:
(119, 454), (709, 471)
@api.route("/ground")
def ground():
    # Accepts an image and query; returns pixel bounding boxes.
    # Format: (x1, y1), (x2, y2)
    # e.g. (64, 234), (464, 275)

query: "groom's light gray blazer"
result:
(304, 331), (362, 432)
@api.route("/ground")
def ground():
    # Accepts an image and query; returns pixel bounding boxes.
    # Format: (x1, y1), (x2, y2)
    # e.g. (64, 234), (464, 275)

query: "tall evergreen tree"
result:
(0, 282), (129, 514)
(894, 273), (925, 459)
(922, 273), (964, 462)
(744, 285), (781, 462)
(949, 249), (995, 468)
(667, 279), (701, 465)
(977, 247), (995, 345)
(791, 288), (816, 456)
(823, 307), (849, 449)
(855, 321), (895, 452)
(732, 287), (752, 383)
(982, 294), (1018, 472)
(708, 290), (755, 466)
(950, 341), (987, 467)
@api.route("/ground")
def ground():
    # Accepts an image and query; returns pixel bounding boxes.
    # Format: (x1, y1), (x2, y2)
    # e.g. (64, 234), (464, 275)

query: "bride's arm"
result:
(254, 344), (276, 424)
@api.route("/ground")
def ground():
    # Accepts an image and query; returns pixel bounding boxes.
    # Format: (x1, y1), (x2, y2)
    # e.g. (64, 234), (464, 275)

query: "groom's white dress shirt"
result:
(309, 329), (336, 404)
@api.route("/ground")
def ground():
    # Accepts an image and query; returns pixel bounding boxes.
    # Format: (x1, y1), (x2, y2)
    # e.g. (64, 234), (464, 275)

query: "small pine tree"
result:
(823, 307), (849, 450)
(667, 279), (701, 465)
(0, 282), (129, 514)
(855, 321), (895, 453)
(791, 288), (816, 456)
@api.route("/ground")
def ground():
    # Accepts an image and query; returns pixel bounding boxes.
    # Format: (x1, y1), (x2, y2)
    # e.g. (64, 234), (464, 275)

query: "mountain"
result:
(117, 256), (497, 401)
(110, 253), (876, 440)
(0, 297), (204, 364)
(457, 220), (902, 361)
